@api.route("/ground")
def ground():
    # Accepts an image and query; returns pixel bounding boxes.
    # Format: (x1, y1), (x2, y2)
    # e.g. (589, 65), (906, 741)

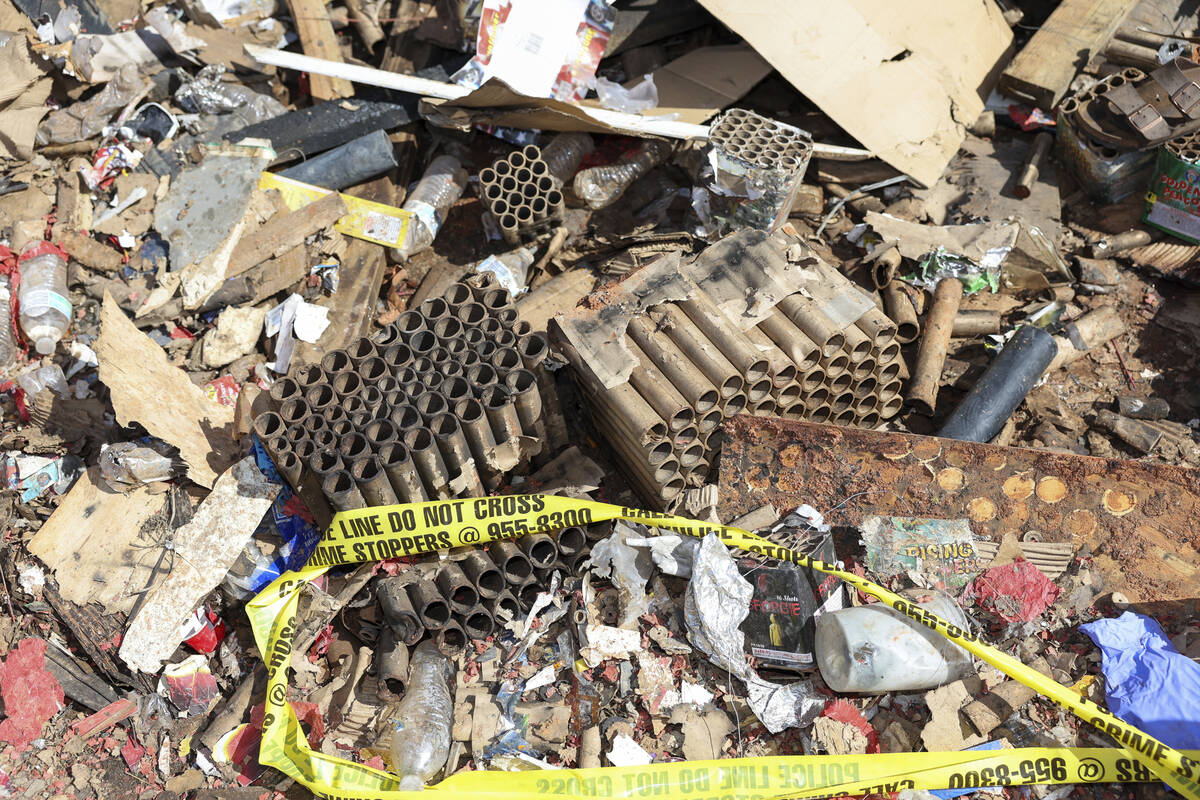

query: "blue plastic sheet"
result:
(1080, 612), (1200, 749)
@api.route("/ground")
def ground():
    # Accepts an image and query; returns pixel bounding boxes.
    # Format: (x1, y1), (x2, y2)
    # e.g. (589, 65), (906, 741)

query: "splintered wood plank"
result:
(284, 0), (354, 100)
(999, 0), (1138, 109)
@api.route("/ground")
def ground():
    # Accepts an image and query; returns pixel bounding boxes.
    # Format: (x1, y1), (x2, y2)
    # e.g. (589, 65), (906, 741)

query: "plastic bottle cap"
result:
(35, 337), (56, 355)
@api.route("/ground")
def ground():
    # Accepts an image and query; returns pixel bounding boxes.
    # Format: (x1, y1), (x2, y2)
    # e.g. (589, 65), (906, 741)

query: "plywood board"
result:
(695, 0), (1012, 186)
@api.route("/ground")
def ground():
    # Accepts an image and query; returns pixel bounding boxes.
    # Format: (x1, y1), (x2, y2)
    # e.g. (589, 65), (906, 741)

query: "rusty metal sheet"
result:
(717, 416), (1200, 604)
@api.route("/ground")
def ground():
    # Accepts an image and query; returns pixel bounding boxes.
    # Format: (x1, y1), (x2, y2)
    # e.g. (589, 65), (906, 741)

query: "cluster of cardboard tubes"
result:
(479, 145), (566, 245)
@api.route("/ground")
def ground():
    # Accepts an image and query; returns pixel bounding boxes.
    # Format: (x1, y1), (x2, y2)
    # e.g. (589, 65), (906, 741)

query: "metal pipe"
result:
(655, 305), (745, 398)
(487, 540), (532, 584)
(676, 294), (769, 381)
(758, 311), (821, 369)
(351, 454), (399, 506)
(436, 562), (479, 614)
(775, 295), (845, 356)
(461, 605), (494, 640)
(323, 470), (366, 511)
(906, 277), (963, 415)
(460, 551), (504, 599)
(882, 281), (920, 343)
(454, 398), (502, 491)
(627, 315), (721, 412)
(743, 326), (799, 386)
(378, 577), (424, 644)
(407, 578), (450, 630)
(431, 413), (485, 496)
(377, 442), (428, 502)
(404, 427), (452, 499)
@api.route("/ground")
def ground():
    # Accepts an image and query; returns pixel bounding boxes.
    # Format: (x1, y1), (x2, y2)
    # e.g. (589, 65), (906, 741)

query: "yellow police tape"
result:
(245, 495), (1200, 799)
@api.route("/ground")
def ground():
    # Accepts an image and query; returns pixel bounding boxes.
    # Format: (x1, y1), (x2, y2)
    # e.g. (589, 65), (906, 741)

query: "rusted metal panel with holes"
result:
(717, 416), (1200, 603)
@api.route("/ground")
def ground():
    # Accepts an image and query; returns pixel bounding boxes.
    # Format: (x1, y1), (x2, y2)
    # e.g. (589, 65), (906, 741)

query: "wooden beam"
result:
(999, 0), (1138, 109)
(283, 0), (354, 100)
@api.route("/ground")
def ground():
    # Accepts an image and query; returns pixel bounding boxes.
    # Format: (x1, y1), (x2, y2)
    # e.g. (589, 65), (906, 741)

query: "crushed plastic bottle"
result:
(18, 243), (72, 355)
(16, 363), (68, 400)
(475, 247), (534, 296)
(0, 275), (16, 375)
(388, 640), (454, 789)
(539, 132), (595, 187)
(393, 155), (468, 261)
(814, 588), (973, 693)
(573, 139), (672, 209)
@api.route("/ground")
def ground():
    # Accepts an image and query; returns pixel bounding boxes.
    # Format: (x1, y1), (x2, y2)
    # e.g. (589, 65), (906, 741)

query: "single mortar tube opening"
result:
(397, 310), (425, 336)
(322, 349), (351, 374)
(463, 609), (493, 639)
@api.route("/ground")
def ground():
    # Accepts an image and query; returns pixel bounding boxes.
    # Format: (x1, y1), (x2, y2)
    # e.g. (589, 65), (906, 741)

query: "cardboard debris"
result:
(119, 456), (278, 673)
(96, 293), (237, 488)
(0, 36), (52, 160)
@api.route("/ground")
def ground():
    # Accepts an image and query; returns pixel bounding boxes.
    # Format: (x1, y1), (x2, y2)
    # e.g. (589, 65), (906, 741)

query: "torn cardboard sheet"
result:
(694, 0), (1011, 185)
(119, 456), (278, 674)
(96, 293), (236, 488)
(648, 44), (772, 125)
(0, 36), (53, 160)
(28, 468), (167, 616)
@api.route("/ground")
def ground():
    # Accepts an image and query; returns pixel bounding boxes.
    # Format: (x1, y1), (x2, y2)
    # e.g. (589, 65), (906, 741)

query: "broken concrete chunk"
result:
(200, 305), (266, 368)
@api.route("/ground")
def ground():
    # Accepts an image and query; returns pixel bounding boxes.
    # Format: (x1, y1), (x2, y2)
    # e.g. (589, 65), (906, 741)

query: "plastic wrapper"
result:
(683, 532), (823, 733)
(588, 521), (653, 627)
(594, 75), (659, 113)
(37, 64), (150, 145)
(394, 155), (468, 260)
(0, 276), (17, 374)
(98, 440), (183, 488)
(175, 65), (285, 122)
(389, 641), (454, 788)
(910, 246), (1004, 295)
(16, 364), (67, 399)
(573, 139), (672, 209)
(540, 132), (594, 186)
(696, 108), (813, 237)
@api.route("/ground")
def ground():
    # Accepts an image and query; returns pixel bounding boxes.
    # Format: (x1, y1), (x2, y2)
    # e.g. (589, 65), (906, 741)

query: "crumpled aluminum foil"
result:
(683, 532), (823, 733)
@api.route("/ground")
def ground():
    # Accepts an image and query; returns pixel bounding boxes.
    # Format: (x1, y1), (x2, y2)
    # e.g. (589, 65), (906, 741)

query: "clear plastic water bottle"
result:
(394, 156), (468, 261)
(389, 640), (454, 789)
(814, 588), (973, 693)
(0, 275), (16, 374)
(573, 139), (672, 209)
(540, 132), (594, 187)
(16, 364), (68, 399)
(18, 244), (72, 355)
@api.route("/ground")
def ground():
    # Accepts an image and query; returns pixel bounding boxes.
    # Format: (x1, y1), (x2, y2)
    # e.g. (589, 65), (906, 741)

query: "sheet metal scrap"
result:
(717, 416), (1200, 603)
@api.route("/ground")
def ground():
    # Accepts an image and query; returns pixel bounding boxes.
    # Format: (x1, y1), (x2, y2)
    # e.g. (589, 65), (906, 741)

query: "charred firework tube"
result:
(879, 378), (903, 403)
(840, 323), (873, 363)
(883, 281), (920, 343)
(435, 619), (466, 657)
(309, 450), (343, 480)
(750, 398), (777, 415)
(746, 377), (772, 403)
(420, 296), (451, 322)
(833, 406), (856, 425)
(517, 332), (568, 451)
(758, 311), (821, 370)
(409, 329), (438, 357)
(627, 316), (721, 412)
(404, 427), (453, 499)
(312, 427), (338, 450)
(722, 391), (748, 416)
(589, 381), (669, 442)
(305, 384), (336, 416)
(803, 386), (830, 411)
(440, 376), (472, 405)
(656, 305), (744, 398)
(482, 287), (513, 313)
(493, 590), (520, 621)
(672, 424), (699, 450)
(269, 377), (301, 409)
(772, 381), (803, 407)
(323, 470), (366, 511)
(855, 394), (881, 415)
(799, 365), (827, 392)
(1014, 132), (1054, 199)
(677, 441), (705, 468)
(433, 316), (463, 343)
(383, 343), (414, 372)
(852, 356), (877, 382)
(414, 391), (449, 422)
(454, 398), (502, 491)
(684, 459), (711, 487)
(806, 403), (832, 422)
(406, 578), (450, 630)
(743, 326), (799, 386)
(360, 356), (388, 385)
(697, 407), (724, 433)
(460, 551), (504, 600)
(880, 394), (904, 419)
(516, 577), (543, 609)
(906, 277), (963, 415)
(431, 413), (485, 497)
(254, 412), (286, 448)
(952, 309), (1001, 337)
(588, 398), (678, 488)
(854, 306), (898, 346)
(853, 375), (877, 399)
(321, 349), (352, 376)
(395, 310), (426, 339)
(831, 391), (856, 414)
(486, 540), (533, 584)
(294, 363), (327, 390)
(338, 432), (371, 463)
(422, 372), (445, 392)
(877, 358), (902, 383)
(874, 339), (901, 364)
(461, 605), (495, 640)
(776, 295), (846, 356)
(857, 410), (881, 428)
(481, 386), (524, 447)
(390, 404), (422, 433)
(676, 294), (769, 382)
(374, 323), (401, 348)
(518, 533), (559, 569)
(375, 627), (409, 698)
(359, 386), (385, 417)
(279, 397), (309, 426)
(347, 337), (378, 366)
(554, 526), (587, 558)
(436, 562), (479, 614)
(350, 454), (399, 506)
(341, 396), (365, 419)
(505, 369), (547, 440)
(377, 442), (428, 503)
(491, 347), (522, 378)
(625, 338), (695, 432)
(378, 577), (424, 644)
(467, 363), (499, 389)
